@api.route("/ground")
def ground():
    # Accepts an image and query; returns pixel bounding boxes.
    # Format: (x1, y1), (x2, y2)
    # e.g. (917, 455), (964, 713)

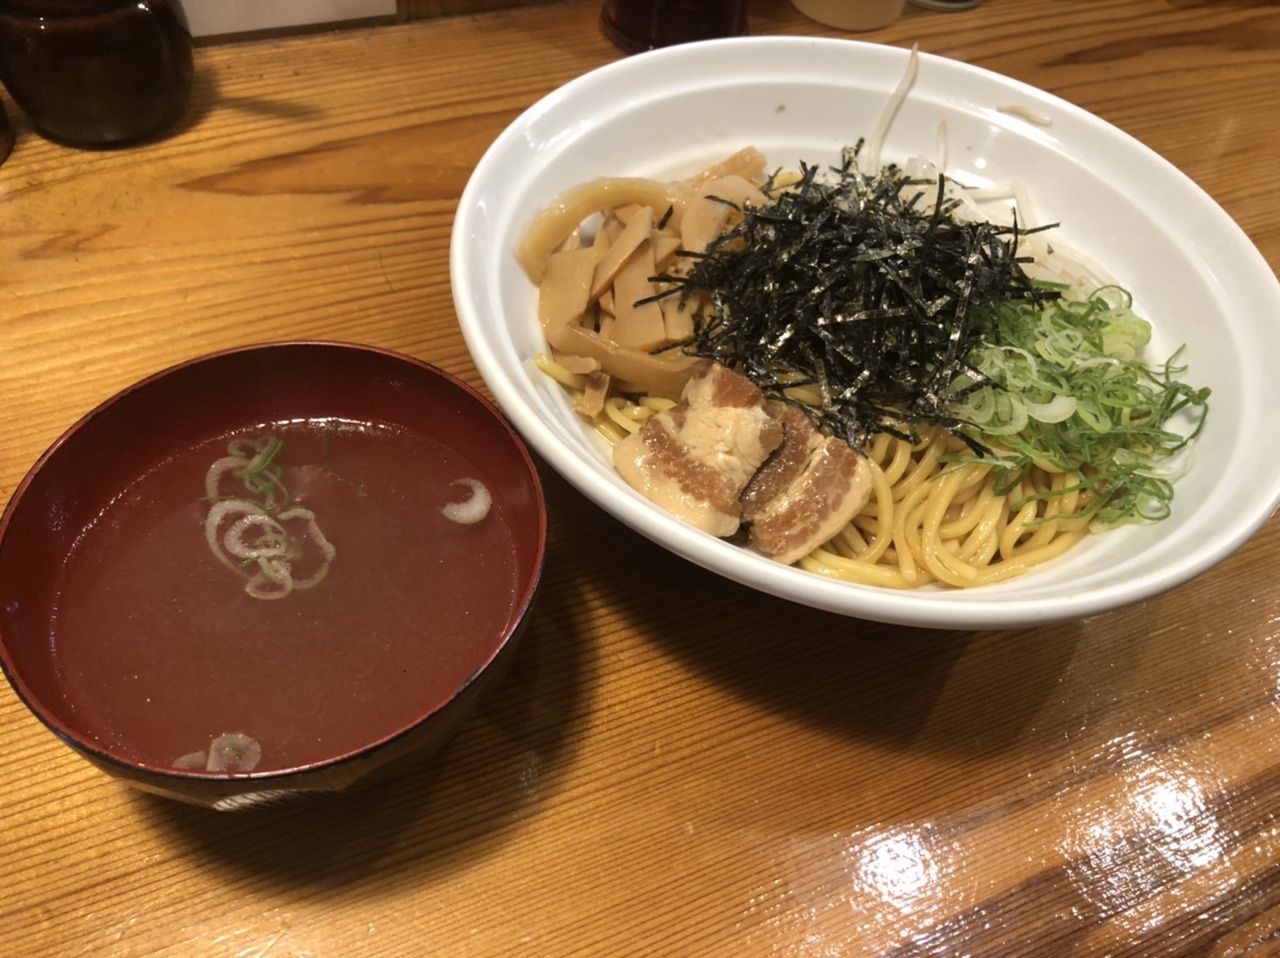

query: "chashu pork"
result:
(741, 404), (872, 565)
(613, 361), (783, 537)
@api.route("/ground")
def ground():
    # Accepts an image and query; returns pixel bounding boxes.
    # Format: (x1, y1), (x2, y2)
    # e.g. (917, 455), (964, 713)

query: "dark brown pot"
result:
(0, 0), (193, 147)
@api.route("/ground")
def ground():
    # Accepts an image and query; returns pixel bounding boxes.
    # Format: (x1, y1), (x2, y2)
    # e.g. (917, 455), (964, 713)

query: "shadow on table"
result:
(166, 62), (327, 144)
(586, 517), (1149, 759)
(131, 540), (595, 893)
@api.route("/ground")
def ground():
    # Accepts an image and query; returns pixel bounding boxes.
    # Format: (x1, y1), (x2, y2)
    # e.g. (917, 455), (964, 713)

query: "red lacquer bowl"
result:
(0, 342), (546, 809)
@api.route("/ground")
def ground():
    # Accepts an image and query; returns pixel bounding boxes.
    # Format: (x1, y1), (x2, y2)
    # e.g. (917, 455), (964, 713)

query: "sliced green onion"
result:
(950, 288), (1209, 527)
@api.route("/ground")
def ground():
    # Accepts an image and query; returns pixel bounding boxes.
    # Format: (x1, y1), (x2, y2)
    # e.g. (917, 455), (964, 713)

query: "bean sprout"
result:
(862, 43), (919, 177)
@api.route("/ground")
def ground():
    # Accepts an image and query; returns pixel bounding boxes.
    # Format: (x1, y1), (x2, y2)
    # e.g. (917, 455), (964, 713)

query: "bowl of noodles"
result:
(450, 36), (1280, 629)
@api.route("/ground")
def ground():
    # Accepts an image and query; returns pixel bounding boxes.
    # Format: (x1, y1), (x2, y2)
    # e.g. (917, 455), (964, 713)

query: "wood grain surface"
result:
(398, 0), (560, 20)
(2, 1), (1279, 955)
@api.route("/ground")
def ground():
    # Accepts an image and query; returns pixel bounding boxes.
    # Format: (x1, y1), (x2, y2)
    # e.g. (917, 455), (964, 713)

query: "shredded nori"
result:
(654, 148), (1061, 453)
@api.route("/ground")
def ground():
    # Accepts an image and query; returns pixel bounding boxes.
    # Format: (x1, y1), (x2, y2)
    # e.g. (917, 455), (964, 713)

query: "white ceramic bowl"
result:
(451, 36), (1280, 629)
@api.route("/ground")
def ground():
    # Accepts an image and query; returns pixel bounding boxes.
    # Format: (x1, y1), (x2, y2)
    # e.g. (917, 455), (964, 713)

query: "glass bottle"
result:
(0, 100), (13, 164)
(601, 0), (747, 54)
(0, 0), (194, 147)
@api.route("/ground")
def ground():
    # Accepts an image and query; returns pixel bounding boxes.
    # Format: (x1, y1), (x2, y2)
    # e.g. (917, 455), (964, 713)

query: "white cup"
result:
(790, 0), (906, 30)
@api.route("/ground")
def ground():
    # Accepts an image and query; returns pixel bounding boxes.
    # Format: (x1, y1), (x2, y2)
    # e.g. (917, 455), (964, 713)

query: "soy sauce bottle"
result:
(0, 100), (13, 163)
(601, 0), (747, 54)
(0, 0), (193, 147)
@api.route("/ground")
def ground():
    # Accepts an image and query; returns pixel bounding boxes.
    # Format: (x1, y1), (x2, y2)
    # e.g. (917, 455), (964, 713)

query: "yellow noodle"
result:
(892, 480), (935, 585)
(782, 384), (824, 405)
(957, 494), (1006, 564)
(612, 400), (655, 422)
(535, 353), (586, 390)
(867, 432), (893, 463)
(833, 524), (869, 557)
(878, 436), (915, 487)
(938, 466), (995, 538)
(603, 397), (644, 434)
(893, 431), (948, 502)
(855, 456), (896, 564)
(918, 469), (982, 586)
(639, 396), (677, 411)
(802, 548), (928, 590)
(594, 420), (626, 445)
(1018, 472), (1073, 551)
(999, 497), (1042, 559)
(964, 531), (1085, 585)
(853, 513), (881, 535)
(963, 518), (1002, 567)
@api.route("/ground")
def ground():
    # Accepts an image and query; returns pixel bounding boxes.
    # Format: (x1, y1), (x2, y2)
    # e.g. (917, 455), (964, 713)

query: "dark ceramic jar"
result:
(0, 99), (13, 162)
(601, 0), (747, 54)
(0, 0), (193, 147)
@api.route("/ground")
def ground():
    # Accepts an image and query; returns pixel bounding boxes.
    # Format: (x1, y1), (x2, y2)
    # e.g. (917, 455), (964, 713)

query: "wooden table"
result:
(2, 1), (1278, 954)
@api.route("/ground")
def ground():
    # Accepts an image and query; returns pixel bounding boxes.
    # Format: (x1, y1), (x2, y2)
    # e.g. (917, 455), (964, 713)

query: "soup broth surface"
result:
(49, 418), (519, 773)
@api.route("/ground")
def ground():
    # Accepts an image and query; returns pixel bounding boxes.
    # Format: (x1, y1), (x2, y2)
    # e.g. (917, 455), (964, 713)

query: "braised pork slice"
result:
(742, 405), (872, 565)
(613, 361), (783, 537)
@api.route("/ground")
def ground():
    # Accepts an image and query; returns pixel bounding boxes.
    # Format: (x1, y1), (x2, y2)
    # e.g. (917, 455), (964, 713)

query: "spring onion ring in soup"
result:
(520, 50), (1208, 589)
(47, 418), (513, 774)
